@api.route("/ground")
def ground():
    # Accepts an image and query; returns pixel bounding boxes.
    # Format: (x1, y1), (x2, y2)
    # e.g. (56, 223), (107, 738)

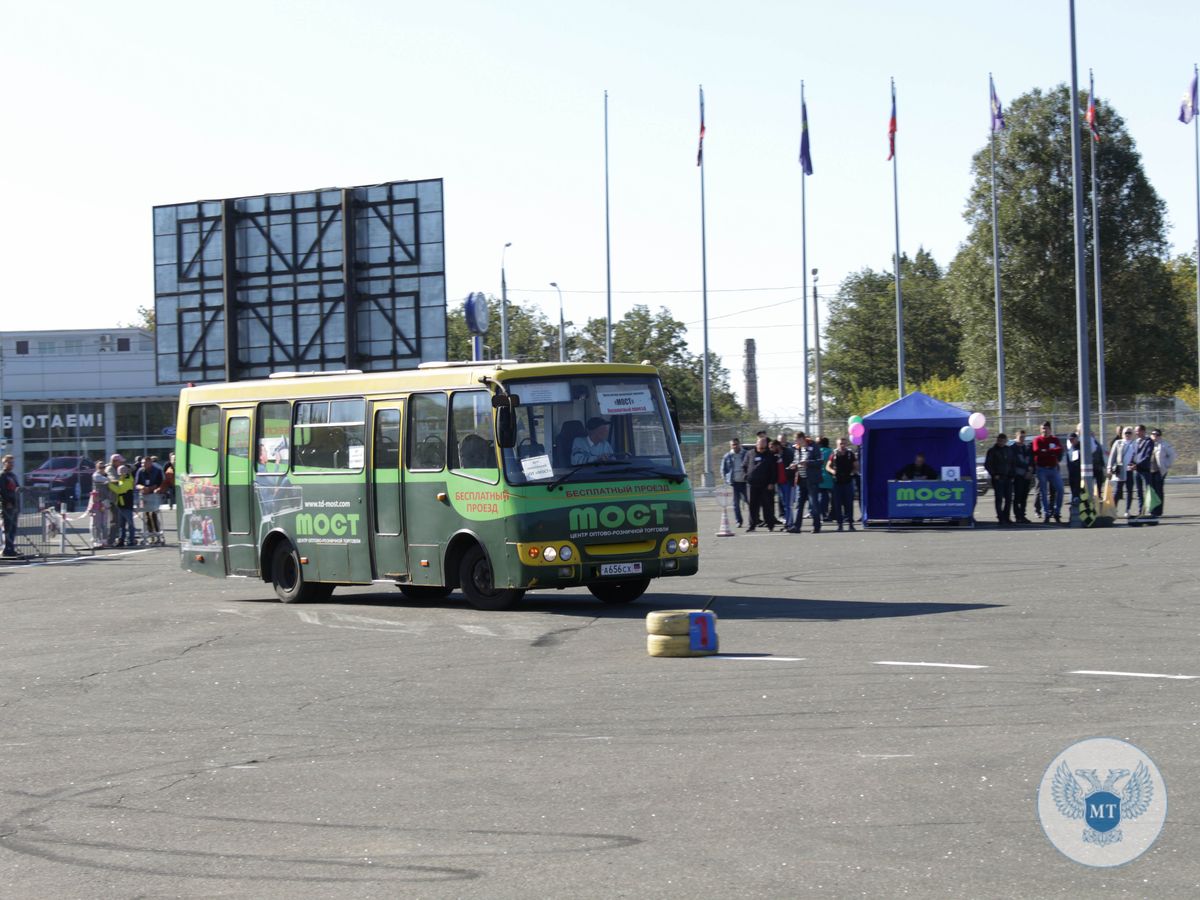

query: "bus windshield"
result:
(501, 375), (685, 486)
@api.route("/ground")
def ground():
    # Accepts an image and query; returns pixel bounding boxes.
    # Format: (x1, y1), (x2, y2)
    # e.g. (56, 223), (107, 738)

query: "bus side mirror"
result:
(492, 394), (520, 409)
(662, 385), (682, 442)
(496, 407), (517, 448)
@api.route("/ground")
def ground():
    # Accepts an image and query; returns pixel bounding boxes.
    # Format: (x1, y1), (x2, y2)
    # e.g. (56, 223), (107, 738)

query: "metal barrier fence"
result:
(5, 501), (96, 559)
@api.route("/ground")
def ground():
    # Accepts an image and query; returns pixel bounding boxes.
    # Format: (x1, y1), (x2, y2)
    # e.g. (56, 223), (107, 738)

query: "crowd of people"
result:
(721, 421), (1182, 531)
(0, 451), (175, 558)
(979, 421), (1176, 524)
(721, 431), (861, 534)
(87, 452), (175, 549)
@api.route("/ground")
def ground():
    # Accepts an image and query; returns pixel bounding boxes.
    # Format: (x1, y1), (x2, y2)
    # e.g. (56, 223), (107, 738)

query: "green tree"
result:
(822, 248), (959, 415)
(947, 85), (1190, 403)
(125, 304), (156, 332)
(446, 295), (562, 362)
(1167, 251), (1198, 396)
(575, 305), (743, 422)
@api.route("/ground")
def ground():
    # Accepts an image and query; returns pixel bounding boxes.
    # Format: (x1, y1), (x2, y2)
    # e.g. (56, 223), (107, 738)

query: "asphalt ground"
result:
(1, 485), (1198, 898)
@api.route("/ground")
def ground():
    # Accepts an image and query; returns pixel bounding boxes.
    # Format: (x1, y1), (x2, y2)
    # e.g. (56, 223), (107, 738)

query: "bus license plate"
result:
(600, 562), (642, 577)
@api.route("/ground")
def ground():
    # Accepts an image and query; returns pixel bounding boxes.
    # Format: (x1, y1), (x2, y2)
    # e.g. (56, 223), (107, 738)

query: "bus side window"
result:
(408, 393), (447, 471)
(450, 391), (497, 476)
(187, 406), (220, 475)
(257, 401), (291, 474)
(374, 409), (401, 469)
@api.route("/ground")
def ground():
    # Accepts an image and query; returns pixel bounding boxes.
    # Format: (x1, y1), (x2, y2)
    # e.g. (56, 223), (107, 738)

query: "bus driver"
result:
(572, 416), (615, 464)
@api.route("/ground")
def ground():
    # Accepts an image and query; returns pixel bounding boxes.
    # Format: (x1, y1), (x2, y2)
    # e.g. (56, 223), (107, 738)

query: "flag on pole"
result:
(697, 86), (706, 166)
(1087, 72), (1100, 142)
(887, 86), (897, 160)
(1181, 71), (1198, 124)
(990, 77), (1006, 131)
(799, 98), (813, 175)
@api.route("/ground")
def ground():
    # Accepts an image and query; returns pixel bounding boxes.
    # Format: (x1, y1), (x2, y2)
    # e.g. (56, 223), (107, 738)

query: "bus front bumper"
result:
(514, 554), (698, 589)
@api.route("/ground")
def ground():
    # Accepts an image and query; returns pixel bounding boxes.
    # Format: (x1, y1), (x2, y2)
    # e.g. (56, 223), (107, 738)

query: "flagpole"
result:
(699, 85), (713, 487)
(1193, 63), (1200, 402)
(989, 74), (1006, 435)
(890, 77), (906, 397)
(604, 90), (613, 363)
(800, 81), (811, 434)
(1089, 70), (1108, 445)
(1067, 0), (1095, 504)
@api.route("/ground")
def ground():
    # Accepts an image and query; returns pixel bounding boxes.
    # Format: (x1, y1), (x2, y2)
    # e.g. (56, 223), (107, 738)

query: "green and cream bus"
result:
(175, 361), (699, 609)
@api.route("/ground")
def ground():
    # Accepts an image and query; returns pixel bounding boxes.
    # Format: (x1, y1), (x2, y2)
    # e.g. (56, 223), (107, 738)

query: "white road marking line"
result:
(711, 656), (806, 662)
(458, 624), (498, 637)
(874, 661), (988, 670)
(19, 548), (153, 567)
(293, 610), (428, 634)
(1069, 670), (1199, 680)
(858, 753), (915, 759)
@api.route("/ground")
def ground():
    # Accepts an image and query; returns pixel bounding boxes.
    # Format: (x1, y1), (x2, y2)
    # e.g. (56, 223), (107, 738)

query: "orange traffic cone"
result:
(716, 505), (734, 537)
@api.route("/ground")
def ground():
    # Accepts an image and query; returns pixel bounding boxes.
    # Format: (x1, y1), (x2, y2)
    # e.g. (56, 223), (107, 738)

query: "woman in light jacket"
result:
(1107, 427), (1137, 516)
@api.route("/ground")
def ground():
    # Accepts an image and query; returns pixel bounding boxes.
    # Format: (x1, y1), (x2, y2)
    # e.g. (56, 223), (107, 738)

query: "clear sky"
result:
(1, 0), (1197, 420)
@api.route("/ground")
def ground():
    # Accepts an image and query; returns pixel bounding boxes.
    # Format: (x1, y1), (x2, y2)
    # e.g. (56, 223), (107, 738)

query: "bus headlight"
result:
(678, 538), (691, 553)
(543, 546), (558, 562)
(559, 545), (573, 562)
(666, 539), (678, 554)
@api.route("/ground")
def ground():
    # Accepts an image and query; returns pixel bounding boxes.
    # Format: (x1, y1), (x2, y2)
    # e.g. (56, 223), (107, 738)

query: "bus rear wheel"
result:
(459, 544), (524, 611)
(271, 543), (331, 603)
(588, 578), (650, 604)
(398, 584), (453, 601)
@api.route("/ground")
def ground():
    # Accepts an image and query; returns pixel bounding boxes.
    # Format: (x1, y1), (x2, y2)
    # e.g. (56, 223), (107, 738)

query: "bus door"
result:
(403, 392), (454, 585)
(369, 401), (407, 580)
(222, 409), (259, 576)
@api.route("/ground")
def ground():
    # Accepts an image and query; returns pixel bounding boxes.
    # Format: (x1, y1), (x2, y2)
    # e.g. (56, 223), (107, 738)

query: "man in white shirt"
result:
(572, 417), (615, 464)
(1149, 428), (1176, 517)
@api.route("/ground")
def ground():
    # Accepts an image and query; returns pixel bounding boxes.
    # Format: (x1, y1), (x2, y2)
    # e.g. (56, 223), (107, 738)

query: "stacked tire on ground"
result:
(645, 609), (718, 657)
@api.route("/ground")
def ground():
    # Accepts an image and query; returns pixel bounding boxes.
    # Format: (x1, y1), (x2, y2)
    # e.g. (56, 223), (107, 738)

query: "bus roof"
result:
(179, 361), (660, 405)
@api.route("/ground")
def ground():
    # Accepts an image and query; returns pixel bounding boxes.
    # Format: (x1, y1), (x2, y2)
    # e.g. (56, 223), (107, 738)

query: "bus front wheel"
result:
(588, 578), (650, 604)
(459, 545), (525, 611)
(271, 543), (331, 603)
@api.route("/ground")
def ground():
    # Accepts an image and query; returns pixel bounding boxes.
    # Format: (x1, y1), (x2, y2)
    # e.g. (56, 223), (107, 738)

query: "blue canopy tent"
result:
(859, 392), (976, 524)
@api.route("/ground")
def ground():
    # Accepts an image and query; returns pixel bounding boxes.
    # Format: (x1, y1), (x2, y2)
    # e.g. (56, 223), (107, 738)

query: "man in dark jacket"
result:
(984, 433), (1014, 525)
(789, 436), (823, 534)
(1129, 424), (1155, 517)
(826, 437), (859, 532)
(1009, 429), (1033, 524)
(743, 436), (779, 532)
(775, 433), (796, 529)
(1, 455), (22, 558)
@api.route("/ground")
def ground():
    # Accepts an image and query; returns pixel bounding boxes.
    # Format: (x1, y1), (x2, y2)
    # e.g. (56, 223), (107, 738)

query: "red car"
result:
(25, 456), (95, 510)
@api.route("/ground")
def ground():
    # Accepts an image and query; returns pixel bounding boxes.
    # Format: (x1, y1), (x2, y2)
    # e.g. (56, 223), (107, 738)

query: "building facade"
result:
(0, 328), (180, 487)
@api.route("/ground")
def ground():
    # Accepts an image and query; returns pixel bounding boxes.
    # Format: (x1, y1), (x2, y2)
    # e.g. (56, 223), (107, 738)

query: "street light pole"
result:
(500, 242), (512, 360)
(812, 269), (824, 437)
(550, 282), (565, 362)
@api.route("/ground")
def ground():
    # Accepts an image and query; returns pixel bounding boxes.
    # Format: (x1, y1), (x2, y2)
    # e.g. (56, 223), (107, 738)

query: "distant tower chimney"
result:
(744, 338), (759, 420)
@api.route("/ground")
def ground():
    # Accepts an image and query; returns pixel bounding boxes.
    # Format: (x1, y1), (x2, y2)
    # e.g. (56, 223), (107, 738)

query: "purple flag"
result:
(990, 77), (1006, 132)
(1181, 72), (1198, 124)
(799, 99), (813, 175)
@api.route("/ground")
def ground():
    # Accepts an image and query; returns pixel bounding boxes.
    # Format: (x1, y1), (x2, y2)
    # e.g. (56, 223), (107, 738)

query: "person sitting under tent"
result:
(895, 453), (938, 481)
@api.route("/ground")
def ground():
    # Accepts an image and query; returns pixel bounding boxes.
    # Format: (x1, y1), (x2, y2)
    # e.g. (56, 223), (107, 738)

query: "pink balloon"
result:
(849, 422), (865, 439)
(975, 426), (989, 441)
(968, 412), (986, 430)
(850, 431), (863, 445)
